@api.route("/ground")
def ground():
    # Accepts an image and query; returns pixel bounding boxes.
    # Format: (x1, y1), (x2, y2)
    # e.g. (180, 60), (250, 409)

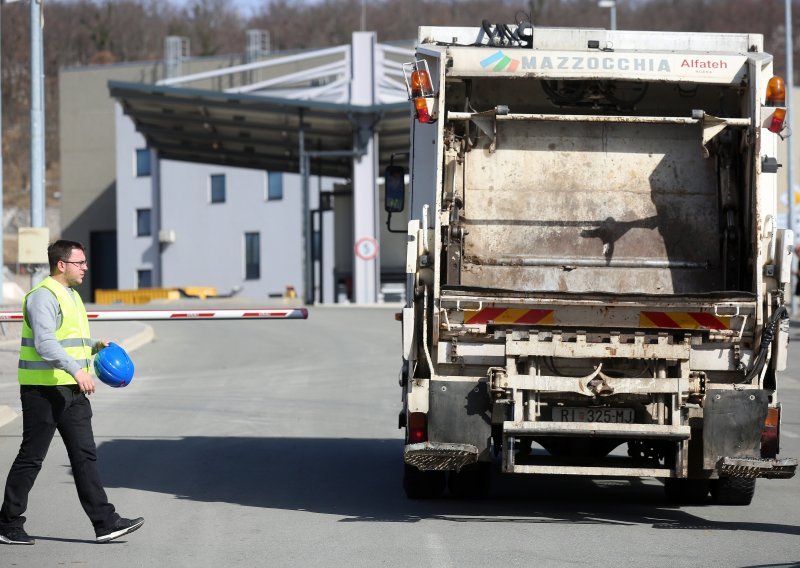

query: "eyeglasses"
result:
(63, 260), (88, 268)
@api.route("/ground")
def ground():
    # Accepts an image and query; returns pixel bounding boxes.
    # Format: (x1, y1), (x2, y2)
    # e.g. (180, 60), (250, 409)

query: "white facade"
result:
(115, 104), (336, 301)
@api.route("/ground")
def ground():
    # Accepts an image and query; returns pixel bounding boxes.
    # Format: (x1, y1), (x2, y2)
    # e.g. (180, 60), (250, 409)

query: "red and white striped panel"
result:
(464, 308), (554, 325)
(640, 311), (729, 330)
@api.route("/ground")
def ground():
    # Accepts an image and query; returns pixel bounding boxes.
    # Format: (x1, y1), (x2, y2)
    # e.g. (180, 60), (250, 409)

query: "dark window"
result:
(267, 172), (283, 201)
(137, 269), (153, 288)
(245, 232), (260, 280)
(136, 209), (152, 237)
(210, 174), (226, 203)
(135, 148), (151, 177)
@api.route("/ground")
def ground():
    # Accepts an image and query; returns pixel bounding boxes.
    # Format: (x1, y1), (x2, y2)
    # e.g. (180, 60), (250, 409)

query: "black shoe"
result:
(0, 526), (35, 545)
(95, 517), (144, 543)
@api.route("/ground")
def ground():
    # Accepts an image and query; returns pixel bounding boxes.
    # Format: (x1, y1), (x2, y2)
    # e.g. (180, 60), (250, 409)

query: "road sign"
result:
(355, 237), (379, 260)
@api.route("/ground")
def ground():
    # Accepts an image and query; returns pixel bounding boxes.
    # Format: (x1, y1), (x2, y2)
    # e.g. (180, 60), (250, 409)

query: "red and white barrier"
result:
(0, 308), (308, 322)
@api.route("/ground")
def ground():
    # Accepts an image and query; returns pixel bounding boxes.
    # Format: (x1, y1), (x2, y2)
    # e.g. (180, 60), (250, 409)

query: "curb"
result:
(0, 405), (17, 429)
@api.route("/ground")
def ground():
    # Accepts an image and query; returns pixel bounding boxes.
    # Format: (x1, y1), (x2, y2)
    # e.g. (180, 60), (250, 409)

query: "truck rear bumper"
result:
(504, 421), (690, 439)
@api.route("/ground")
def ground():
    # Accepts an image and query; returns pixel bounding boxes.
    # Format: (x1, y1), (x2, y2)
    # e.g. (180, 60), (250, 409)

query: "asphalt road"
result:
(0, 305), (798, 568)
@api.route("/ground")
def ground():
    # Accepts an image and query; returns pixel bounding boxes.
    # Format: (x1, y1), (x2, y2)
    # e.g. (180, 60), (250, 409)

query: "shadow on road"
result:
(98, 436), (800, 536)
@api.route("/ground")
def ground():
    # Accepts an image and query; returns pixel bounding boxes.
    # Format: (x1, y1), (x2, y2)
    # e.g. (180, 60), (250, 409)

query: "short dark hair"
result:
(48, 240), (85, 273)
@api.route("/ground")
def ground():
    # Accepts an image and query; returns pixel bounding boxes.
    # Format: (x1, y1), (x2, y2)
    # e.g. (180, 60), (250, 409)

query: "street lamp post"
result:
(598, 0), (617, 31)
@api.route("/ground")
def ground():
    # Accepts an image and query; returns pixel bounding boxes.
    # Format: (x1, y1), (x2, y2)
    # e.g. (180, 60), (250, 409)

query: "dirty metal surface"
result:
(459, 121), (721, 294)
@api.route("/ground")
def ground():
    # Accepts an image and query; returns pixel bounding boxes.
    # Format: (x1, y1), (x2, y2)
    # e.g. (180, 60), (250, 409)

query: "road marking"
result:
(424, 533), (454, 568)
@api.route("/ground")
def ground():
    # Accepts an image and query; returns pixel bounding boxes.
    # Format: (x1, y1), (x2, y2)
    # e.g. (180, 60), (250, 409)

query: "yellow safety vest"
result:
(18, 276), (92, 386)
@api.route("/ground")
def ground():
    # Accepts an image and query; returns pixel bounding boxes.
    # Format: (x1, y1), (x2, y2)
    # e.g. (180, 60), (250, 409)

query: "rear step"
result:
(718, 457), (798, 479)
(404, 442), (480, 471)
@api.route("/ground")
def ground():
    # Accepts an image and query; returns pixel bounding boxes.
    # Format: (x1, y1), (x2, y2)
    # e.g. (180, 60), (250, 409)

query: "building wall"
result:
(115, 107), (337, 300)
(114, 104), (160, 288)
(59, 54), (246, 296)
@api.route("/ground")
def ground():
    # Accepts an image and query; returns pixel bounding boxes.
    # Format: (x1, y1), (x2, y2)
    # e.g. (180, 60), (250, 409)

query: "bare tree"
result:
(1, 0), (799, 212)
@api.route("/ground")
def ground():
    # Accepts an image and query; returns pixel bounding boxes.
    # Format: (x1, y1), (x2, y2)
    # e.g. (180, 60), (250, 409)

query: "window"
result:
(136, 208), (152, 237)
(135, 148), (151, 177)
(244, 232), (260, 280)
(267, 172), (283, 201)
(137, 269), (153, 288)
(210, 174), (226, 203)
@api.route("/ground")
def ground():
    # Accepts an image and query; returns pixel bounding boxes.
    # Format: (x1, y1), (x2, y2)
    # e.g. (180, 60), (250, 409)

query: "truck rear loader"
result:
(392, 22), (798, 505)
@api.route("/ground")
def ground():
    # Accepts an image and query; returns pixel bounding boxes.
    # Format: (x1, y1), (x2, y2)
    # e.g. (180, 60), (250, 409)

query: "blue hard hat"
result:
(93, 342), (135, 388)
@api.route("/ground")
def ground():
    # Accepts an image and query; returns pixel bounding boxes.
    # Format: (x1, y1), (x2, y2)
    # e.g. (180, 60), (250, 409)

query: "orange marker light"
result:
(410, 70), (433, 97)
(766, 76), (787, 134)
(766, 76), (786, 107)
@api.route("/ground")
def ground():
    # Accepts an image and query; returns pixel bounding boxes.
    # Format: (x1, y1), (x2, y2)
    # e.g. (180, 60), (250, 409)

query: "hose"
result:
(741, 305), (788, 384)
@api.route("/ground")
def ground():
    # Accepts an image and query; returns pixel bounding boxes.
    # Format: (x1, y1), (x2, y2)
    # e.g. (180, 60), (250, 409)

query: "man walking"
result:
(0, 240), (143, 544)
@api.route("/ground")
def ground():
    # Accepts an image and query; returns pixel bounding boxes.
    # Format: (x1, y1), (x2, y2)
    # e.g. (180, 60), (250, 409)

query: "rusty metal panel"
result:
(460, 121), (720, 294)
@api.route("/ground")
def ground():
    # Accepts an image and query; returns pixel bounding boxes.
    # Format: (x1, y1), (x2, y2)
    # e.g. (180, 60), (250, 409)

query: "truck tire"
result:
(403, 463), (446, 499)
(710, 478), (756, 506)
(663, 478), (710, 504)
(447, 462), (491, 499)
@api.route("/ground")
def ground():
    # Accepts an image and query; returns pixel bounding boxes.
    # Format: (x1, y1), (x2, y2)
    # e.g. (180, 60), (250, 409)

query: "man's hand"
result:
(75, 369), (96, 395)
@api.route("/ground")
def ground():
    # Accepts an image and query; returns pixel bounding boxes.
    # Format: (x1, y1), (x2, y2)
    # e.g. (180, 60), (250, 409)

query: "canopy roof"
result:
(109, 38), (414, 178)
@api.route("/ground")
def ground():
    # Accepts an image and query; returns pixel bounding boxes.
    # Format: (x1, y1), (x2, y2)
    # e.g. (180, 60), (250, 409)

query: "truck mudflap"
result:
(718, 457), (798, 479)
(404, 442), (479, 471)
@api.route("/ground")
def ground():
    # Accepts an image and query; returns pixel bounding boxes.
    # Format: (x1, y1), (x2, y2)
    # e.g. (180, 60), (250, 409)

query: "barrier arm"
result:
(0, 308), (309, 322)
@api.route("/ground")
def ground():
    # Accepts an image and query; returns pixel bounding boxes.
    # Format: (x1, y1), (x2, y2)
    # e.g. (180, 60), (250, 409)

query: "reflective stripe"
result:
(18, 358), (90, 370)
(60, 338), (90, 348)
(20, 337), (90, 348)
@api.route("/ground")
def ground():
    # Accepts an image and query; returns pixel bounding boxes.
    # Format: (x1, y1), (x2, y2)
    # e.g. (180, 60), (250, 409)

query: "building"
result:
(60, 33), (413, 303)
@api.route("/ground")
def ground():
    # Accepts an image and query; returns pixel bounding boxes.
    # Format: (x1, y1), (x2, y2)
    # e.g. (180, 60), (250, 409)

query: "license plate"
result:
(552, 407), (634, 423)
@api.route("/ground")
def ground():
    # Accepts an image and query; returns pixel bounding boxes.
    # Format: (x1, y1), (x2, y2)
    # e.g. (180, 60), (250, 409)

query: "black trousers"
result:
(0, 385), (118, 530)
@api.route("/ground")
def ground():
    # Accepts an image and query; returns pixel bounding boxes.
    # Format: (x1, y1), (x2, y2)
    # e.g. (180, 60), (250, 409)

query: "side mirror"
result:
(384, 165), (405, 213)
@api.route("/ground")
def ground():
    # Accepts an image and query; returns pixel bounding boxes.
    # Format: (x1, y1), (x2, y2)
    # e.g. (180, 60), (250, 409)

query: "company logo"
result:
(480, 50), (520, 72)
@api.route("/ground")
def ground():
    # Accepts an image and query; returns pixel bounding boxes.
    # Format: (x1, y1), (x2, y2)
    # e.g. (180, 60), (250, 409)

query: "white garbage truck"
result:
(391, 23), (797, 504)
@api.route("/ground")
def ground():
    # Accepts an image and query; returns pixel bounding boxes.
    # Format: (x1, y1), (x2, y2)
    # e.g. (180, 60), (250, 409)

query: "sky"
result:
(166, 0), (295, 16)
(167, 0), (264, 15)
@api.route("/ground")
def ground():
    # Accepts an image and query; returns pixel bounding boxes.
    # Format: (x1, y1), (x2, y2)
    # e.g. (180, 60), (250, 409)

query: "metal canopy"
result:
(108, 80), (410, 178)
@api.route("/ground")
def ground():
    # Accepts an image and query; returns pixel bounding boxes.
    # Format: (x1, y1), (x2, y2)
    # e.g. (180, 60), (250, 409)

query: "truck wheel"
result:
(448, 462), (491, 499)
(663, 478), (710, 504)
(710, 478), (756, 506)
(403, 463), (446, 499)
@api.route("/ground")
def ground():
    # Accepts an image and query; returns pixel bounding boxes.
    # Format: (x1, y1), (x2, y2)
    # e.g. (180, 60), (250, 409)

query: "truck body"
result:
(396, 24), (797, 504)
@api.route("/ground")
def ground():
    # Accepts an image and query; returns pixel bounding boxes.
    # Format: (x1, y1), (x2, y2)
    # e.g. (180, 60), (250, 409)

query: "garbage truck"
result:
(391, 23), (797, 504)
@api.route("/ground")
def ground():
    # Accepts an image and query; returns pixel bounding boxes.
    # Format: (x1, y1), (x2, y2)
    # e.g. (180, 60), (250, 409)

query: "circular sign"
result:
(355, 237), (379, 260)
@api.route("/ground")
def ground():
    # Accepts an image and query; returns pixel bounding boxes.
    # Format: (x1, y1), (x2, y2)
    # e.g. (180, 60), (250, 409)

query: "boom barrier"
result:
(0, 308), (309, 322)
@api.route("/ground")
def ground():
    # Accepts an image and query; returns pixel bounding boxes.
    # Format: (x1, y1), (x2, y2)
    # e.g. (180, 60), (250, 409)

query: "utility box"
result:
(18, 227), (50, 265)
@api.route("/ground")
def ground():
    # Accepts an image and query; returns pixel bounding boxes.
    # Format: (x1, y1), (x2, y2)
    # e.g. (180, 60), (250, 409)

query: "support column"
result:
(351, 32), (379, 304)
